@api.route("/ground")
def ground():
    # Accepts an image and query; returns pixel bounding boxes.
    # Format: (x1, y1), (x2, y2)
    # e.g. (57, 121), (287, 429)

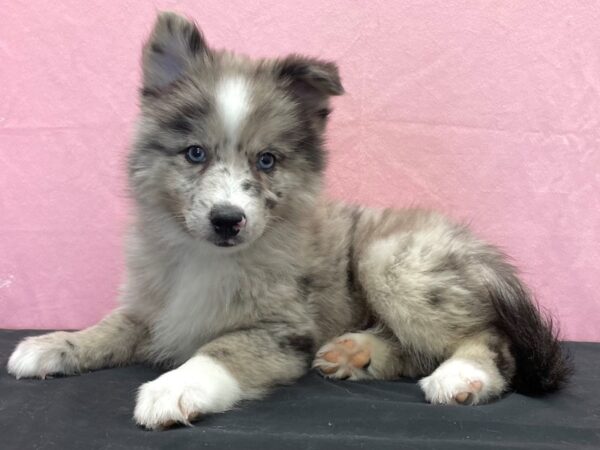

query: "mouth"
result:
(211, 237), (243, 248)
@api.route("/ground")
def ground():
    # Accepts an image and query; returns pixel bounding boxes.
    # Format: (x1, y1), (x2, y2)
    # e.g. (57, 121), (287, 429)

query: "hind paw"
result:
(312, 333), (374, 380)
(419, 358), (489, 405)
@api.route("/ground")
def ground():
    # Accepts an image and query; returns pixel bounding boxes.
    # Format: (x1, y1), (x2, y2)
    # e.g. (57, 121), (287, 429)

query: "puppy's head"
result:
(129, 12), (343, 250)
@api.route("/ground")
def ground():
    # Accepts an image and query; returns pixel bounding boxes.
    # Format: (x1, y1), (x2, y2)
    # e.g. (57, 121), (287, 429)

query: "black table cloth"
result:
(1, 330), (598, 449)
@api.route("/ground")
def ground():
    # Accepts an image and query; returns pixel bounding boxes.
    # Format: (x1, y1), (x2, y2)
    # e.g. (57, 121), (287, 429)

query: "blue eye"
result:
(257, 152), (276, 171)
(184, 145), (207, 164)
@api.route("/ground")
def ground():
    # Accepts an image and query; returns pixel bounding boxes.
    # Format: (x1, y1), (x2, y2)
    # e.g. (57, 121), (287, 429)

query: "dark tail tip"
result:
(488, 270), (573, 395)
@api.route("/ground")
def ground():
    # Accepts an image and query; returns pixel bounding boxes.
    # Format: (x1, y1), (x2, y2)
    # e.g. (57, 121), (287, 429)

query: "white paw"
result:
(134, 355), (241, 430)
(7, 332), (79, 379)
(419, 358), (489, 405)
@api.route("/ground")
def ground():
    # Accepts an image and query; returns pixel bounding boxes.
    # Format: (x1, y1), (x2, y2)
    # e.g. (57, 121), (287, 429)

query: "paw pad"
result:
(313, 334), (372, 379)
(454, 380), (483, 404)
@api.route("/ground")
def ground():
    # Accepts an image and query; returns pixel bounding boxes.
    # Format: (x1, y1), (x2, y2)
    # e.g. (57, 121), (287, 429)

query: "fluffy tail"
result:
(487, 267), (573, 395)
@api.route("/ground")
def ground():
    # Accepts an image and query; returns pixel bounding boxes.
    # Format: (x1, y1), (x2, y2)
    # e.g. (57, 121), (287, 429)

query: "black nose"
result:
(210, 205), (246, 238)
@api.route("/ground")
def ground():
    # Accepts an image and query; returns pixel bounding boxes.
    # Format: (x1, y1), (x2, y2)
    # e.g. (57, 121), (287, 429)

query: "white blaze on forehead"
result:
(216, 76), (251, 142)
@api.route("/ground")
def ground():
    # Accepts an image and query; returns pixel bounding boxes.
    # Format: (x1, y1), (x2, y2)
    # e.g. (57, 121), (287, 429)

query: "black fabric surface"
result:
(1, 330), (599, 449)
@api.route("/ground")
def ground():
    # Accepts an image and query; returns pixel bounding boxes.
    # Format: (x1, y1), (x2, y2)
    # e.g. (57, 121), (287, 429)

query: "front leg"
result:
(134, 327), (312, 430)
(7, 309), (146, 379)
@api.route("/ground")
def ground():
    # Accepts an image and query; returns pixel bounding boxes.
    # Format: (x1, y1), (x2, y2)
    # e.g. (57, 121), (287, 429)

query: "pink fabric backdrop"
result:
(1, 1), (598, 341)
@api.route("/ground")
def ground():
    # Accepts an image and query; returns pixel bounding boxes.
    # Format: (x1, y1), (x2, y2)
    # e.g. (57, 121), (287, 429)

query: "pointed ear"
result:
(141, 12), (208, 94)
(275, 55), (344, 116)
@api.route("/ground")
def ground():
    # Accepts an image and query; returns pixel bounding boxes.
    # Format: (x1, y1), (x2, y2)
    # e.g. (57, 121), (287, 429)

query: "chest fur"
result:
(147, 255), (249, 365)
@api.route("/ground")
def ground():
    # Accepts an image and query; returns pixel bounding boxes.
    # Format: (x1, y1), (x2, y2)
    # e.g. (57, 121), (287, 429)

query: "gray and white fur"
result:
(7, 13), (571, 430)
